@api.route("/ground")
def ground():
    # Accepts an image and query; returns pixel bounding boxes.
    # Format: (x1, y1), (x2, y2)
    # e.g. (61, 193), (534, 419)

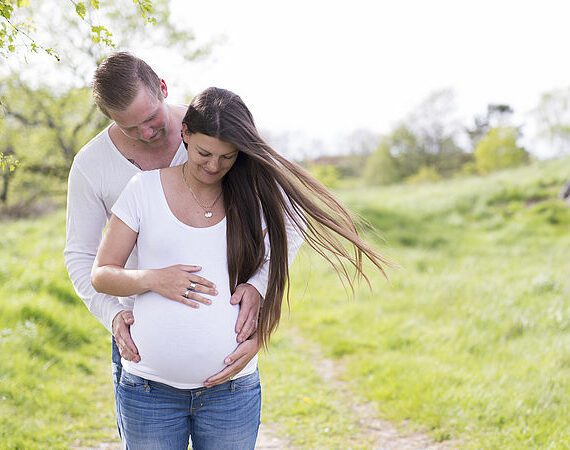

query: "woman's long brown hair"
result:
(182, 87), (390, 349)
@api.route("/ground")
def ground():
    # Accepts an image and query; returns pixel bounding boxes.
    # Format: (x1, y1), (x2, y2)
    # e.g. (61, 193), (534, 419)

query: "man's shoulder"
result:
(74, 126), (113, 163)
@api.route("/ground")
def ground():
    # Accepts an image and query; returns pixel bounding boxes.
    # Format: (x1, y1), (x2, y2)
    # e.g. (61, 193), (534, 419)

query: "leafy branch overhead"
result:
(0, 0), (206, 207)
(0, 0), (156, 58)
(0, 152), (18, 172)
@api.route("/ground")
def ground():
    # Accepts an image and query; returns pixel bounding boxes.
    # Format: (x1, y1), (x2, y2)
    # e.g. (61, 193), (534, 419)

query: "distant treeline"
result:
(305, 89), (570, 188)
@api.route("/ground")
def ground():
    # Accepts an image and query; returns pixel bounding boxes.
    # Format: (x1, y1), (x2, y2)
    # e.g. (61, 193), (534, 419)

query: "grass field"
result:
(1, 157), (569, 448)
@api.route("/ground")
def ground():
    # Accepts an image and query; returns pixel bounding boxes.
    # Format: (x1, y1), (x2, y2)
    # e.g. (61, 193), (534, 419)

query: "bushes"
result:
(405, 166), (442, 184)
(308, 164), (341, 188)
(474, 127), (529, 174)
(363, 142), (401, 185)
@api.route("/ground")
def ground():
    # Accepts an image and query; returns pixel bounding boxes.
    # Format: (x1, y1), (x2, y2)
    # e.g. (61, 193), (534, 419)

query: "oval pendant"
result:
(204, 211), (213, 218)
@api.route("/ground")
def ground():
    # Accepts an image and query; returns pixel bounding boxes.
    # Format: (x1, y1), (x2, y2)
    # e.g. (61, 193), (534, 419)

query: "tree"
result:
(342, 128), (380, 155)
(0, 116), (20, 204)
(363, 139), (401, 185)
(474, 127), (529, 174)
(0, 0), (208, 209)
(466, 103), (514, 148)
(384, 124), (422, 178)
(534, 87), (570, 155)
(3, 0), (206, 86)
(405, 89), (471, 177)
(309, 164), (341, 189)
(1, 78), (107, 164)
(368, 89), (471, 181)
(0, 80), (106, 207)
(0, 0), (155, 59)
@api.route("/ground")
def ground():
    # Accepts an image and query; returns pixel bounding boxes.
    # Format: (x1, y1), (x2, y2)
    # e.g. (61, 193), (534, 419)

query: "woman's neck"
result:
(180, 164), (222, 199)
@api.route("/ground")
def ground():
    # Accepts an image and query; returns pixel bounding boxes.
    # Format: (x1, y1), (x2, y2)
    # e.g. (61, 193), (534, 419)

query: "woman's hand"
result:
(147, 264), (218, 308)
(203, 333), (260, 387)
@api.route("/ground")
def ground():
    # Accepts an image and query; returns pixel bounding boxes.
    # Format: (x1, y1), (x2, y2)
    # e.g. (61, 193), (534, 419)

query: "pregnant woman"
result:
(91, 87), (388, 449)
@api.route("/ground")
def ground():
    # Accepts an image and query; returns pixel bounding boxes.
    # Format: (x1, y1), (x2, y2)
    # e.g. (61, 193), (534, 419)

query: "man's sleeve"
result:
(64, 161), (130, 334)
(246, 202), (305, 298)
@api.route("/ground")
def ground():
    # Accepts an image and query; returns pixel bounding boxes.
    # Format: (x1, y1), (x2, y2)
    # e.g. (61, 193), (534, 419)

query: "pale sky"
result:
(134, 0), (570, 158)
(5, 0), (570, 158)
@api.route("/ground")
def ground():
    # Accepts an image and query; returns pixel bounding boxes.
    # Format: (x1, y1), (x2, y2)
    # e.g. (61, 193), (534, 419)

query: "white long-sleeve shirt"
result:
(64, 126), (303, 333)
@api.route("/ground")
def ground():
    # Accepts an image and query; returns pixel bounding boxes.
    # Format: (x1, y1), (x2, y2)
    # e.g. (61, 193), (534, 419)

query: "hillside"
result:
(1, 157), (569, 448)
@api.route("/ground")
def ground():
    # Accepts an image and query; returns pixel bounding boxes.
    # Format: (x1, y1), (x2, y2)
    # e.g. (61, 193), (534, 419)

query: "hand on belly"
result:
(129, 293), (240, 387)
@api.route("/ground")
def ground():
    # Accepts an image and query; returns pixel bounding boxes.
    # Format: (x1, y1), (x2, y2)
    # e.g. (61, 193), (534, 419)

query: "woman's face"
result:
(184, 131), (238, 186)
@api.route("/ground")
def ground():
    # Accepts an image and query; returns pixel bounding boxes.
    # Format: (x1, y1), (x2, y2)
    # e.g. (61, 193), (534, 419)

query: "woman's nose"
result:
(207, 158), (221, 172)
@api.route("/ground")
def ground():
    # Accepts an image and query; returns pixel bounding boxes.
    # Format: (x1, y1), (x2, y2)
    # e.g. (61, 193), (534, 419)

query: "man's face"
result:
(110, 85), (169, 144)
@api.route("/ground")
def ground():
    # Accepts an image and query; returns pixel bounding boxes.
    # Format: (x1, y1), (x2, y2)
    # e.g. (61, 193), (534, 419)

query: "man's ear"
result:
(160, 79), (168, 99)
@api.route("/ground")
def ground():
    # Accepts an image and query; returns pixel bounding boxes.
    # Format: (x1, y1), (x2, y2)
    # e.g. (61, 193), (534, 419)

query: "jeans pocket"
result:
(232, 369), (260, 391)
(120, 370), (147, 389)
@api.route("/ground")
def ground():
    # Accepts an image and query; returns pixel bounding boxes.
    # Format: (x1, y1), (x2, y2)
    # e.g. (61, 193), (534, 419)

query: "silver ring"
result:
(188, 282), (197, 291)
(183, 289), (191, 298)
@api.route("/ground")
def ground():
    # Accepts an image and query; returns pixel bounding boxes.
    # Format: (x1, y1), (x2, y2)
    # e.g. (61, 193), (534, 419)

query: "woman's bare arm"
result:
(91, 215), (151, 296)
(91, 215), (216, 306)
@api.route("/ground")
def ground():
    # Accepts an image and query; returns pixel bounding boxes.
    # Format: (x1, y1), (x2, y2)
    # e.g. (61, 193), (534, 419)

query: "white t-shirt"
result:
(64, 126), (270, 333)
(111, 170), (257, 388)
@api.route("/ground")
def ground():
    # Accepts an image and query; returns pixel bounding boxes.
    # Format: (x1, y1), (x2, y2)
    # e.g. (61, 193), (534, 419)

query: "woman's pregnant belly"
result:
(124, 291), (240, 389)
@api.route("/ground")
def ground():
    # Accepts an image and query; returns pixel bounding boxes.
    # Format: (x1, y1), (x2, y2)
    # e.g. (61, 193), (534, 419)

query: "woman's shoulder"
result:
(134, 169), (161, 182)
(124, 169), (161, 193)
(159, 165), (181, 176)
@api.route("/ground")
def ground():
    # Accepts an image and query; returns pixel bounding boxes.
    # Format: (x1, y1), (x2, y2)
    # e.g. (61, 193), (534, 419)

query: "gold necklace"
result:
(181, 163), (223, 218)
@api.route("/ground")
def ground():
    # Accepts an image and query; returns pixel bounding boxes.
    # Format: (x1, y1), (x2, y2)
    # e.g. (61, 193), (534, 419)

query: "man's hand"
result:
(230, 283), (261, 343)
(112, 310), (140, 363)
(203, 333), (260, 388)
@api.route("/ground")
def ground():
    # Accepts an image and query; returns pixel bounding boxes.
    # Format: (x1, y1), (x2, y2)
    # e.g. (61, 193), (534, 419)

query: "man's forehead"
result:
(111, 96), (162, 128)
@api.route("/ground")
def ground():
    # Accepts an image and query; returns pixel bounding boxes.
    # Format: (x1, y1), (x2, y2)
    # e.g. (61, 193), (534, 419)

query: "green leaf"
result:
(89, 0), (100, 9)
(0, 3), (14, 20)
(133, 0), (156, 23)
(7, 43), (14, 52)
(75, 2), (86, 20)
(0, 153), (19, 173)
(44, 47), (60, 61)
(91, 25), (114, 47)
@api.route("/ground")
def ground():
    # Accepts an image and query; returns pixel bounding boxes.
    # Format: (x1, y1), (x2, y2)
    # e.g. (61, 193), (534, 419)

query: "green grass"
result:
(0, 212), (118, 449)
(1, 157), (570, 448)
(259, 327), (377, 449)
(281, 157), (570, 448)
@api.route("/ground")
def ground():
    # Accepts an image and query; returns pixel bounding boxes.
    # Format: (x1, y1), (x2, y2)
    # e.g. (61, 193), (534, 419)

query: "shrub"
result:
(308, 164), (341, 189)
(363, 143), (402, 185)
(406, 166), (442, 184)
(474, 127), (529, 174)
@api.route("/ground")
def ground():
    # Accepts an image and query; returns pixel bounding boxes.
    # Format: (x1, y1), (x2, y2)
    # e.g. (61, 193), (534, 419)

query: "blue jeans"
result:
(111, 336), (124, 440)
(117, 368), (261, 450)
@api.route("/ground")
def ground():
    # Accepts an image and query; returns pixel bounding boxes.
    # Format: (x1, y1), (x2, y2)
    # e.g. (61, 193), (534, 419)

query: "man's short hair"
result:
(93, 52), (162, 117)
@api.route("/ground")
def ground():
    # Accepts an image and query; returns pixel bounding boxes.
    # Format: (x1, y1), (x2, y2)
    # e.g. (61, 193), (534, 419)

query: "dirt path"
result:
(255, 422), (291, 449)
(290, 329), (456, 450)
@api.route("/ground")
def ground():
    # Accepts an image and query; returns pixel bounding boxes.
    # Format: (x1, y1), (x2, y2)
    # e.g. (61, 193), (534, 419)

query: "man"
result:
(64, 53), (266, 428)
